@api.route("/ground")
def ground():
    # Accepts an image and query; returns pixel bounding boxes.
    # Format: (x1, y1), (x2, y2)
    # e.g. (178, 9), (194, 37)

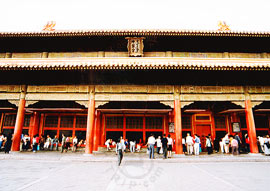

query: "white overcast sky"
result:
(1, 0), (270, 32)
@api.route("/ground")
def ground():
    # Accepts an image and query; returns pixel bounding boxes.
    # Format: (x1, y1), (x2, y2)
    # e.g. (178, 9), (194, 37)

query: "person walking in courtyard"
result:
(194, 134), (200, 156)
(147, 134), (155, 159)
(167, 134), (173, 158)
(161, 134), (168, 159)
(156, 136), (162, 154)
(116, 138), (125, 166)
(186, 133), (193, 155)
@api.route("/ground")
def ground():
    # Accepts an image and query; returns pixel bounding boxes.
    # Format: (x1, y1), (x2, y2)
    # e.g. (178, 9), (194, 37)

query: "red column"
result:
(93, 111), (100, 151)
(245, 99), (258, 153)
(11, 90), (26, 151)
(85, 90), (95, 154)
(101, 114), (106, 145)
(29, 112), (39, 140)
(174, 99), (183, 154)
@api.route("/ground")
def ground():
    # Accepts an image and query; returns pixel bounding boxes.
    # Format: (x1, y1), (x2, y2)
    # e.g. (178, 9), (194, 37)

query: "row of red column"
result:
(173, 98), (259, 154)
(10, 92), (259, 154)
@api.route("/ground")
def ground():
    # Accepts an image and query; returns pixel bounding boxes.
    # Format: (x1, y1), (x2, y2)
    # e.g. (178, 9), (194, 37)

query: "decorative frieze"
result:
(25, 93), (89, 101)
(95, 85), (174, 94)
(95, 94), (174, 102)
(181, 86), (244, 94)
(181, 94), (245, 102)
(27, 85), (89, 93)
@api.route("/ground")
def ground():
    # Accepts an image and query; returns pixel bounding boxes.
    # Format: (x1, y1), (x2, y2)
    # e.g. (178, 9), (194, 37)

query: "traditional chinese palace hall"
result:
(0, 29), (270, 154)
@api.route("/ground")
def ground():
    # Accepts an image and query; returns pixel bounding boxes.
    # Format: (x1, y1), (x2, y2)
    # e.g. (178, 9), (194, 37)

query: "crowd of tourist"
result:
(1, 131), (270, 156)
(105, 138), (143, 153)
(0, 132), (86, 153)
(182, 133), (270, 156)
(106, 134), (174, 160)
(108, 132), (270, 160)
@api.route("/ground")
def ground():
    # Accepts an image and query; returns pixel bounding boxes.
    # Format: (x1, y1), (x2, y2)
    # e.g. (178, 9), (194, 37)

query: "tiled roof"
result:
(0, 58), (270, 71)
(0, 29), (270, 37)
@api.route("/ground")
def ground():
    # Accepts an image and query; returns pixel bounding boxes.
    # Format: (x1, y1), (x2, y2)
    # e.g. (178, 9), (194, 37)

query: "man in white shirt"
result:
(156, 136), (162, 154)
(194, 134), (200, 156)
(129, 140), (135, 153)
(259, 136), (266, 153)
(186, 133), (194, 155)
(147, 134), (156, 159)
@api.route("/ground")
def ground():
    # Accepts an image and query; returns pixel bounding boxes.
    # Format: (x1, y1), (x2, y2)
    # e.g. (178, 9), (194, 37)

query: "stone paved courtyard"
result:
(1, 152), (270, 191)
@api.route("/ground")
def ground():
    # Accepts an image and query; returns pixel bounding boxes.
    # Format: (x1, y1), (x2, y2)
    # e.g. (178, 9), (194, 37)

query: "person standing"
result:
(223, 134), (230, 154)
(51, 135), (59, 151)
(72, 136), (78, 152)
(167, 134), (173, 158)
(129, 140), (135, 153)
(147, 134), (156, 159)
(32, 135), (38, 153)
(244, 134), (250, 153)
(116, 138), (125, 166)
(44, 135), (51, 150)
(259, 136), (266, 153)
(264, 135), (270, 156)
(4, 134), (13, 154)
(161, 134), (168, 159)
(39, 135), (45, 150)
(61, 134), (66, 153)
(194, 134), (200, 156)
(213, 138), (220, 153)
(186, 133), (194, 155)
(0, 133), (4, 151)
(206, 136), (212, 155)
(219, 138), (225, 153)
(231, 137), (239, 155)
(156, 136), (162, 154)
(234, 133), (241, 154)
(182, 137), (187, 154)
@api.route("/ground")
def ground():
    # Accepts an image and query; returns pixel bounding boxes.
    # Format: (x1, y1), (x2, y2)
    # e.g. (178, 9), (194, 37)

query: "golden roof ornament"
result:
(218, 21), (230, 31)
(42, 21), (56, 31)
